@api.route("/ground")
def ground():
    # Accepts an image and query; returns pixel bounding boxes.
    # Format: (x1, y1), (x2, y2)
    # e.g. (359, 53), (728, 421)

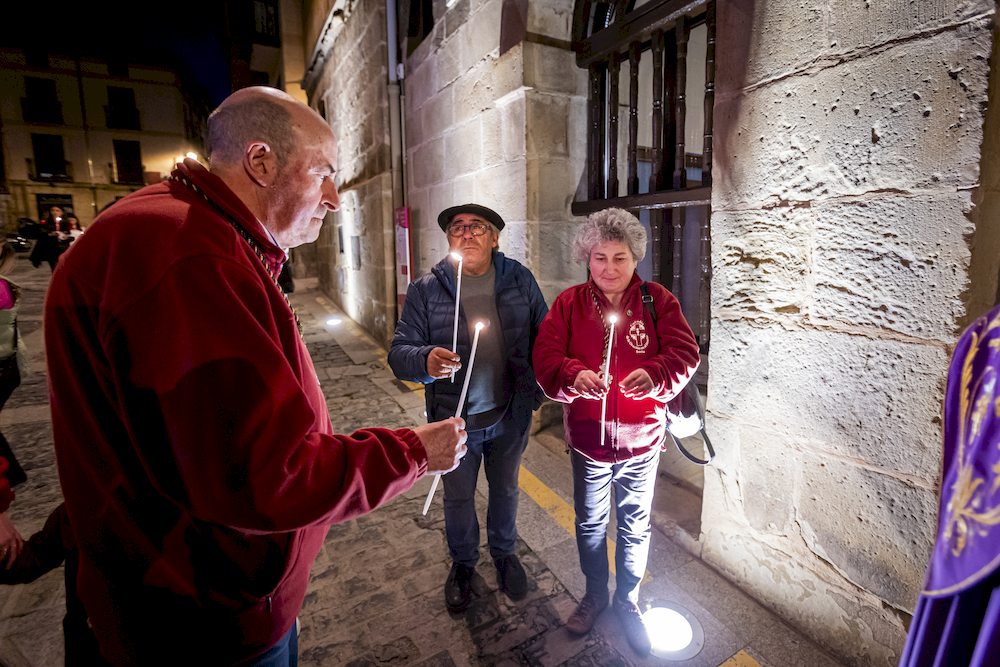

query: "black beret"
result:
(437, 203), (505, 232)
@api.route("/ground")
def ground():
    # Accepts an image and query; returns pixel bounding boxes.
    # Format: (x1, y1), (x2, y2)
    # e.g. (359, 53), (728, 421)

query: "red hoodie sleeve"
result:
(533, 289), (591, 403)
(636, 283), (700, 401)
(0, 456), (12, 513)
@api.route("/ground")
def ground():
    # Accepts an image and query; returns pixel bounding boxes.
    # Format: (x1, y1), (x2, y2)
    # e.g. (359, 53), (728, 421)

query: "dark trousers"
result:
(442, 410), (530, 566)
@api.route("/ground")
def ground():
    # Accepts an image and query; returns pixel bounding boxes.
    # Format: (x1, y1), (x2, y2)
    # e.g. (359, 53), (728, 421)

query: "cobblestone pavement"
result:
(0, 255), (845, 667)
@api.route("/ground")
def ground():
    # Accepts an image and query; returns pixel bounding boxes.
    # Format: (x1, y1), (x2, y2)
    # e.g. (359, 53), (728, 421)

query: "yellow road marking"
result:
(718, 649), (763, 667)
(519, 464), (651, 583)
(518, 465), (577, 532)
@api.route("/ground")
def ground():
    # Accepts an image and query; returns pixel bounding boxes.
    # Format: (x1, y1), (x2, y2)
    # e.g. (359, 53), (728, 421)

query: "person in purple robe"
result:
(900, 303), (1000, 666)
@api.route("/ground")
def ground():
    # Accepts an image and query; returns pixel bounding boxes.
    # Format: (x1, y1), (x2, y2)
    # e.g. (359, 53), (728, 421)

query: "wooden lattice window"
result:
(572, 0), (715, 352)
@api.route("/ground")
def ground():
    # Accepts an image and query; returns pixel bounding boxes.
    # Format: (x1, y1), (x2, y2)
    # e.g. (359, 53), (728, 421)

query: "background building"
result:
(0, 48), (207, 228)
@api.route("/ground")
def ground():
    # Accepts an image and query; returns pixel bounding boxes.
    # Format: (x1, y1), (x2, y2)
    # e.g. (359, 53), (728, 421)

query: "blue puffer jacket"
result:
(389, 251), (549, 431)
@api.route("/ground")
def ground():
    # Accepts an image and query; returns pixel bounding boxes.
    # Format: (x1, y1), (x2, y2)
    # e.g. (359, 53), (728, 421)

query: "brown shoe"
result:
(565, 592), (609, 635)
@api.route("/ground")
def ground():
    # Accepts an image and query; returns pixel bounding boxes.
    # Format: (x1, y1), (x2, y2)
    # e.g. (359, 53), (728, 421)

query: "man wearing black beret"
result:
(389, 203), (549, 612)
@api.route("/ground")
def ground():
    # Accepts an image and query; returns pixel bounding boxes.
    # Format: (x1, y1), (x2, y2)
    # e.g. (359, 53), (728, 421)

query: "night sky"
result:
(1, 1), (232, 105)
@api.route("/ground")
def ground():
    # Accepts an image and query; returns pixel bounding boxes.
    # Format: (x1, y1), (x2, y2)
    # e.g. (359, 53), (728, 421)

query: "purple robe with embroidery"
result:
(901, 305), (1000, 666)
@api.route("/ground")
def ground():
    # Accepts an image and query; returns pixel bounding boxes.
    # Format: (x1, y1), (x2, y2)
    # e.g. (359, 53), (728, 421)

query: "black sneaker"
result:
(445, 563), (475, 612)
(494, 554), (528, 600)
(614, 598), (651, 656)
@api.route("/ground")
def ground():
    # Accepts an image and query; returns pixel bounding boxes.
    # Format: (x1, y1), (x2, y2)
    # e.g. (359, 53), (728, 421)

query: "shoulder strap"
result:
(643, 281), (716, 466)
(640, 282), (656, 325)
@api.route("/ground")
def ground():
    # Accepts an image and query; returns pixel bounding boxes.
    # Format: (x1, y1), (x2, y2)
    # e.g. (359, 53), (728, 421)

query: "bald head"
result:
(201, 86), (341, 247)
(206, 87), (325, 168)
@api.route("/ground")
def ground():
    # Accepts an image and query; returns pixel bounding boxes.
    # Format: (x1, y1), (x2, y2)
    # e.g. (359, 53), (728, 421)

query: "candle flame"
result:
(609, 314), (618, 325)
(450, 251), (463, 262)
(474, 321), (486, 331)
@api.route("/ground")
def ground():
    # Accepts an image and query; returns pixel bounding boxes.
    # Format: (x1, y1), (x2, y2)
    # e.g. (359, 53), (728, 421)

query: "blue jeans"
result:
(239, 623), (297, 667)
(571, 449), (660, 604)
(442, 410), (530, 566)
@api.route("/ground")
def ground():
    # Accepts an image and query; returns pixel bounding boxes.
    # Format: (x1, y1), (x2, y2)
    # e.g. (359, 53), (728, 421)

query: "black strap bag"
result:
(640, 283), (715, 466)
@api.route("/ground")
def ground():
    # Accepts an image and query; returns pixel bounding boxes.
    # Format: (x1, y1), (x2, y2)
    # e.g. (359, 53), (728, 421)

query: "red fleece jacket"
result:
(0, 456), (11, 512)
(533, 275), (700, 462)
(44, 160), (428, 664)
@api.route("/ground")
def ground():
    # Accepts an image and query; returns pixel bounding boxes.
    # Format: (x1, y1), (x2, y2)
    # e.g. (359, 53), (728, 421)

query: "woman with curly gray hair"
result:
(533, 208), (699, 656)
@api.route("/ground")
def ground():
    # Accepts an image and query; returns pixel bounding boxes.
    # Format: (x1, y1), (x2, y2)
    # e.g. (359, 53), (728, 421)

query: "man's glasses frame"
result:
(447, 222), (491, 237)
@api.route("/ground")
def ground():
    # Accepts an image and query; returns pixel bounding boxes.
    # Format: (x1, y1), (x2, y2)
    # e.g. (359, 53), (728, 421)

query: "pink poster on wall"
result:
(394, 207), (412, 317)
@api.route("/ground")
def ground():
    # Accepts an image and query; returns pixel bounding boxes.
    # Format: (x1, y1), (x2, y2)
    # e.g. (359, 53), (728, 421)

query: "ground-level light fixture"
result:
(326, 317), (342, 327)
(642, 600), (704, 660)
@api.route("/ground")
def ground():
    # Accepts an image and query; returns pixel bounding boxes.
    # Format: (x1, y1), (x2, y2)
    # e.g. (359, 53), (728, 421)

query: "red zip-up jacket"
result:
(533, 275), (699, 462)
(44, 160), (429, 664)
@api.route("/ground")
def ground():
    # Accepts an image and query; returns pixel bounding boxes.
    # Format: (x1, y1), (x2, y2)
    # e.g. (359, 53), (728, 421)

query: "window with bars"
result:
(572, 0), (715, 353)
(400, 0), (435, 57)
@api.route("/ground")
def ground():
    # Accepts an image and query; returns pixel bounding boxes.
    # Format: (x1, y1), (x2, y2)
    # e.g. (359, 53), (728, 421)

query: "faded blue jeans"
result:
(442, 409), (531, 566)
(571, 448), (660, 604)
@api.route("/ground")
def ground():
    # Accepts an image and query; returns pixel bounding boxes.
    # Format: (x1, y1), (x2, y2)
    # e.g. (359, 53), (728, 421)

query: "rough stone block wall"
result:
(403, 0), (586, 291)
(706, 1), (996, 665)
(308, 0), (398, 347)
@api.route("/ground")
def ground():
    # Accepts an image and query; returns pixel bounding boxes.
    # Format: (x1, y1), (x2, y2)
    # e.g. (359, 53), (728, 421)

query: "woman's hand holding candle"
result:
(572, 369), (610, 400)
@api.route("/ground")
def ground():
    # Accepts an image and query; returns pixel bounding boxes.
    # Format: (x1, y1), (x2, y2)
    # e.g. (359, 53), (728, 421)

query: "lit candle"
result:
(423, 321), (486, 516)
(450, 251), (463, 383)
(600, 314), (618, 448)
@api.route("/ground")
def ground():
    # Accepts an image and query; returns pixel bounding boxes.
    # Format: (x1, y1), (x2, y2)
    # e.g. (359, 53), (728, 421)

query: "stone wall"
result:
(704, 1), (996, 664)
(403, 0), (587, 298)
(303, 0), (587, 345)
(306, 0), (399, 346)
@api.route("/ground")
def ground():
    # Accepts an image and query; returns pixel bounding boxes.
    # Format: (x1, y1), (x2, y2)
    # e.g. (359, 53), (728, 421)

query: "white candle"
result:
(423, 321), (486, 516)
(600, 314), (618, 448)
(450, 251), (463, 383)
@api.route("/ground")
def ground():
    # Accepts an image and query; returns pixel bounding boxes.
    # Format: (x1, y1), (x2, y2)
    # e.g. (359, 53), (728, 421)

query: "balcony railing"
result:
(20, 98), (63, 124)
(26, 157), (72, 182)
(105, 106), (141, 130)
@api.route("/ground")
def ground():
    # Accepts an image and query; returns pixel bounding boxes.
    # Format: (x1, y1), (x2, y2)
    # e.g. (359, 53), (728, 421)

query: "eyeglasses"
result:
(447, 222), (490, 237)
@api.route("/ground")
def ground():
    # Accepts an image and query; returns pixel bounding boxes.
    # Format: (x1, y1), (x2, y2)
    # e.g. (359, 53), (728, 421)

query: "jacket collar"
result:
(171, 159), (285, 274)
